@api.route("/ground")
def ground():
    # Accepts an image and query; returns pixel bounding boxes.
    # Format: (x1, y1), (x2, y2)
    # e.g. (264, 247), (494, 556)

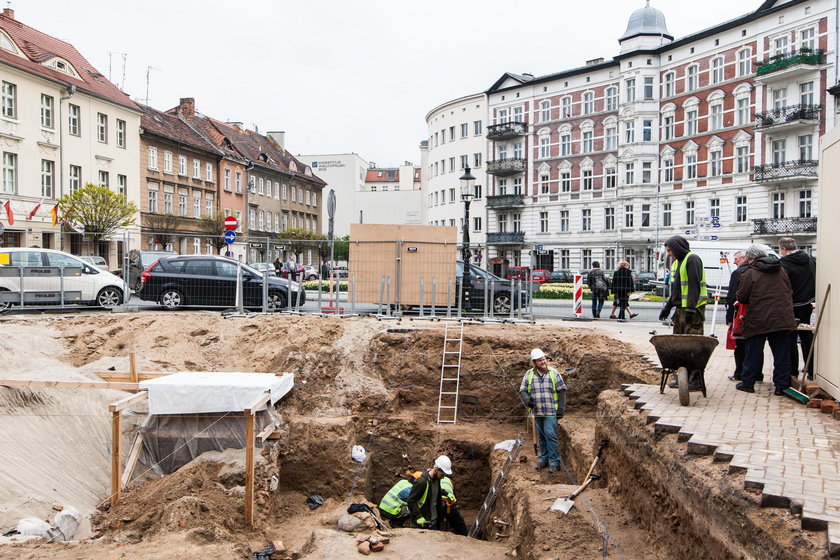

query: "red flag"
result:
(3, 200), (13, 225)
(28, 198), (44, 220)
(50, 204), (59, 227)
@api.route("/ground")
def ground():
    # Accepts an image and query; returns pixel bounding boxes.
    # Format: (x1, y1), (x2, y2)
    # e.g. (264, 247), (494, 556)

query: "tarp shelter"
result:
(136, 372), (294, 474)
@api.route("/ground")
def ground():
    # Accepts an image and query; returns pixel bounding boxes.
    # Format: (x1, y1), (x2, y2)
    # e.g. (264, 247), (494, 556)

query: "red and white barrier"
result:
(573, 274), (583, 317)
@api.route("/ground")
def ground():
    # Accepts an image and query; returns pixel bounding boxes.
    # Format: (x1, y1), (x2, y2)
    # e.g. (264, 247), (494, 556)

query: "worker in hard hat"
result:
(519, 348), (567, 473)
(407, 455), (452, 530)
(439, 474), (467, 536)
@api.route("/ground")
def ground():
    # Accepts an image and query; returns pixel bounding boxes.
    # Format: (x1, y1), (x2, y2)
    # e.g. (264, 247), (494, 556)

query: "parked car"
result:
(531, 269), (550, 284)
(635, 272), (657, 291)
(331, 266), (349, 280)
(113, 250), (177, 291)
(457, 261), (529, 314)
(504, 266), (530, 281)
(250, 262), (277, 277)
(545, 270), (574, 284)
(0, 248), (127, 311)
(78, 255), (109, 271)
(137, 254), (304, 311)
(303, 265), (319, 281)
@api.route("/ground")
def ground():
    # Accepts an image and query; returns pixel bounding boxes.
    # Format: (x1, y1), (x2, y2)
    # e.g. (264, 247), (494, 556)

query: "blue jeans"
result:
(742, 331), (792, 389)
(591, 293), (605, 317)
(534, 415), (561, 467)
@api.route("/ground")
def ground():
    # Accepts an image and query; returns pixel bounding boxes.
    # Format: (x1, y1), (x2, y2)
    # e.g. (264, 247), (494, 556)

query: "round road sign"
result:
(224, 216), (238, 230)
(224, 230), (236, 244)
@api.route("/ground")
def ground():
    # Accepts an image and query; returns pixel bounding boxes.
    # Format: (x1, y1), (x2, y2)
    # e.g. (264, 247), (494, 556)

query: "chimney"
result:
(522, 73), (534, 80)
(2, 8), (14, 20)
(586, 57), (605, 66)
(267, 131), (285, 149)
(178, 97), (195, 118)
(227, 121), (244, 130)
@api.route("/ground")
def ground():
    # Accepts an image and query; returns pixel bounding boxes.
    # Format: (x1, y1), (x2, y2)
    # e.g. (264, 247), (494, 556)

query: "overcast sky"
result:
(22, 0), (761, 167)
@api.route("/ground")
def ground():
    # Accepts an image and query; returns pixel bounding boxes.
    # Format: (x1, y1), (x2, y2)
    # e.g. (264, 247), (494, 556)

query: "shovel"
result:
(529, 412), (538, 456)
(552, 473), (602, 514)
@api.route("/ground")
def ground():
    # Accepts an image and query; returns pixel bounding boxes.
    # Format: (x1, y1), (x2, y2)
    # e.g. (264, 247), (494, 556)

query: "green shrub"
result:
(303, 280), (348, 292)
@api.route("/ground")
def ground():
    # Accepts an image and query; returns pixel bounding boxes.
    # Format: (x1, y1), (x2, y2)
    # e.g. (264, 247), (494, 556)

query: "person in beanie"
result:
(518, 349), (567, 473)
(778, 237), (816, 380)
(659, 235), (707, 334)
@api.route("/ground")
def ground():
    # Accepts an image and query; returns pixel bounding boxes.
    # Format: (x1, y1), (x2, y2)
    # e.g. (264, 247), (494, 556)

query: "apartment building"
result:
(359, 162), (422, 227)
(479, 0), (833, 275)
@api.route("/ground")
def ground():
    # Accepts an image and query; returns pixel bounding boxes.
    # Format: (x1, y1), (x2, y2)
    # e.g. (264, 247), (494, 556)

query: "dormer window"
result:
(0, 33), (14, 53)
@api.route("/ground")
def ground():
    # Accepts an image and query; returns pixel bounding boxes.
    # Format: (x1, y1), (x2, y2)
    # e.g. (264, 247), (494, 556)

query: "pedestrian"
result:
(658, 235), (707, 334)
(610, 261), (635, 320)
(586, 261), (610, 318)
(285, 255), (297, 282)
(734, 245), (797, 395)
(518, 348), (567, 474)
(273, 257), (283, 276)
(407, 455), (452, 530)
(778, 237), (816, 380)
(725, 250), (763, 381)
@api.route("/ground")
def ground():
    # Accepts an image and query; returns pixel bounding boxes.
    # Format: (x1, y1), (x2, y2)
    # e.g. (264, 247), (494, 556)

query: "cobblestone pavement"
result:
(547, 316), (840, 552)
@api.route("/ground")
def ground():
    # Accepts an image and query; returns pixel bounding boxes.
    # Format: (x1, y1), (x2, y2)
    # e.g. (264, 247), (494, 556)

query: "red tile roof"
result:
(365, 168), (422, 182)
(140, 104), (221, 156)
(0, 11), (138, 111)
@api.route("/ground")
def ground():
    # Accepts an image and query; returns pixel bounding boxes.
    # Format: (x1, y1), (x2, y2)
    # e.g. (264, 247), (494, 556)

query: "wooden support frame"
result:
(243, 391), (272, 527)
(0, 379), (140, 390)
(109, 391), (148, 508)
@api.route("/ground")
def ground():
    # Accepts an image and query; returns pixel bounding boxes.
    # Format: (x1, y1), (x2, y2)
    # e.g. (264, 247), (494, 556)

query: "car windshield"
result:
(456, 261), (503, 281)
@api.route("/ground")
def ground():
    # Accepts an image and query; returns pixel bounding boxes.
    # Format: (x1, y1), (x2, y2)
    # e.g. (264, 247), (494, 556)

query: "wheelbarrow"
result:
(650, 334), (719, 406)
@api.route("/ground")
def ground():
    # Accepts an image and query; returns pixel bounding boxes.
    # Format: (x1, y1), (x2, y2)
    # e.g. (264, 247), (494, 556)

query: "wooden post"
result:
(111, 409), (121, 508)
(243, 391), (271, 528)
(129, 353), (138, 384)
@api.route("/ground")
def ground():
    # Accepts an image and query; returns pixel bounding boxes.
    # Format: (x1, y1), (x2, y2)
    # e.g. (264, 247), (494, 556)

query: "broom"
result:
(782, 283), (830, 404)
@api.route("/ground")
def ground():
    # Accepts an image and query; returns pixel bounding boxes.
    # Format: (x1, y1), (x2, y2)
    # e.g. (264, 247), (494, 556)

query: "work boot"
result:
(547, 464), (558, 474)
(667, 378), (678, 389)
(535, 460), (548, 471)
(688, 371), (703, 392)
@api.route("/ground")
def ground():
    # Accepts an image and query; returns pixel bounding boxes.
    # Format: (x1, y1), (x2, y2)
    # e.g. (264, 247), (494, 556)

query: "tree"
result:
(58, 183), (137, 246)
(143, 213), (183, 249)
(277, 228), (326, 260)
(196, 212), (228, 254)
(332, 235), (350, 262)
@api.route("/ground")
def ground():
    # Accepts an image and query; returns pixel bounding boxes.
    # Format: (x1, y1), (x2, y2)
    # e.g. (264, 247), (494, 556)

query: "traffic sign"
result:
(711, 223), (721, 228)
(537, 244), (544, 251)
(224, 230), (236, 244)
(711, 216), (720, 222)
(684, 229), (696, 235)
(537, 250), (549, 255)
(710, 235), (719, 240)
(224, 216), (238, 230)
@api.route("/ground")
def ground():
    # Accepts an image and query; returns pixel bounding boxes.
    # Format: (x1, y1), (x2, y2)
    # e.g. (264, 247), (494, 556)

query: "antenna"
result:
(107, 52), (127, 91)
(145, 65), (161, 106)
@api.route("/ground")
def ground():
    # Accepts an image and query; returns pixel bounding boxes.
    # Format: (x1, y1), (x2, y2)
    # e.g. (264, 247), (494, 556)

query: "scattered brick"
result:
(806, 398), (823, 409)
(357, 541), (371, 555)
(821, 401), (840, 415)
(804, 384), (821, 396)
(52, 504), (63, 511)
(834, 409), (840, 421)
(370, 541), (385, 552)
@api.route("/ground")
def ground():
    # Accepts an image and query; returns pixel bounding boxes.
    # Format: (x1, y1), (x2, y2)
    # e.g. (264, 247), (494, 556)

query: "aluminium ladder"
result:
(436, 323), (464, 423)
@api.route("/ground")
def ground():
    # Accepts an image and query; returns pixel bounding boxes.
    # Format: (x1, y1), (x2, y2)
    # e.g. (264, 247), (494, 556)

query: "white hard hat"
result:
(530, 348), (546, 361)
(435, 455), (453, 476)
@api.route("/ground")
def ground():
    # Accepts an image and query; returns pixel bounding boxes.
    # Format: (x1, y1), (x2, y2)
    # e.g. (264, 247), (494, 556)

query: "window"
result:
(474, 153), (482, 168)
(41, 94), (54, 128)
(498, 179), (507, 195)
(512, 213), (521, 232)
(560, 249), (570, 268)
(449, 157), (455, 172)
(2, 152), (16, 194)
(772, 139), (786, 164)
(581, 209), (592, 231)
(560, 134), (571, 156)
(738, 49), (751, 76)
(641, 204), (651, 227)
(163, 151), (173, 174)
(68, 104), (80, 136)
(583, 92), (594, 114)
(69, 164), (81, 194)
(773, 88), (787, 110)
(513, 142), (523, 159)
(686, 65), (698, 91)
(179, 194), (187, 216)
(235, 171), (242, 193)
(799, 189), (812, 217)
(117, 119), (126, 148)
(625, 78), (635, 102)
(178, 156), (187, 176)
(561, 96), (572, 118)
(540, 174), (550, 194)
(224, 169), (231, 191)
(605, 166), (617, 188)
(40, 159), (54, 198)
(459, 154), (468, 170)
(473, 184), (482, 199)
(625, 162), (635, 185)
(582, 131), (593, 152)
(709, 149), (722, 176)
(642, 161), (652, 183)
(513, 106), (523, 123)
(460, 123), (468, 138)
(736, 196), (748, 222)
(292, 186), (297, 202)
(474, 216), (483, 232)
(560, 211), (569, 232)
(474, 120), (482, 135)
(97, 113), (107, 143)
(115, 174), (126, 196)
(685, 201), (695, 225)
(663, 115), (674, 140)
(799, 134), (813, 160)
(709, 198), (720, 219)
(605, 207), (615, 230)
(686, 109), (698, 136)
(625, 120), (635, 143)
(605, 126), (617, 150)
(498, 213), (507, 232)
(711, 57), (724, 84)
(192, 160), (200, 179)
(800, 27), (816, 50)
(281, 183), (287, 200)
(663, 72), (675, 97)
(312, 192), (317, 206)
(582, 169), (593, 190)
(97, 170), (109, 188)
(560, 171), (571, 192)
(606, 87), (618, 111)
(624, 205), (634, 228)
(148, 147), (158, 170)
(644, 77), (654, 99)
(663, 203), (672, 226)
(604, 249), (616, 270)
(582, 249), (592, 269)
(193, 195), (201, 218)
(148, 189), (158, 213)
(513, 177), (523, 195)
(250, 209), (256, 229)
(1, 81), (16, 118)
(642, 120), (652, 141)
(541, 100), (551, 122)
(258, 177), (264, 195)
(663, 158), (674, 182)
(685, 154), (697, 179)
(498, 145), (507, 159)
(772, 192), (785, 219)
(540, 136), (550, 158)
(539, 211), (549, 233)
(736, 97), (749, 126)
(736, 146), (750, 173)
(164, 192), (173, 214)
(710, 103), (723, 131)
(449, 126), (455, 141)
(800, 82), (814, 106)
(496, 110), (507, 125)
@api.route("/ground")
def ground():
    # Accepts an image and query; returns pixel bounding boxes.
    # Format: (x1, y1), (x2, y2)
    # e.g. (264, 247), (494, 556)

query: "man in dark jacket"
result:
(407, 455), (452, 529)
(659, 235), (707, 334)
(586, 261), (610, 318)
(779, 237), (816, 380)
(734, 245), (796, 395)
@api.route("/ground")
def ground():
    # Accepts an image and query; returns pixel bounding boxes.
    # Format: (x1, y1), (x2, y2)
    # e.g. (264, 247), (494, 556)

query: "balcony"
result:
(486, 193), (526, 209)
(486, 121), (528, 141)
(755, 49), (826, 83)
(486, 158), (526, 177)
(752, 217), (817, 235)
(753, 159), (818, 183)
(754, 104), (821, 131)
(487, 232), (526, 244)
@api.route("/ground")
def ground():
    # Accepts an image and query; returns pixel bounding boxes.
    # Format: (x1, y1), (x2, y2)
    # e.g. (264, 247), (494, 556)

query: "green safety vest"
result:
(526, 367), (560, 411)
(672, 251), (708, 308)
(441, 477), (456, 503)
(378, 479), (414, 515)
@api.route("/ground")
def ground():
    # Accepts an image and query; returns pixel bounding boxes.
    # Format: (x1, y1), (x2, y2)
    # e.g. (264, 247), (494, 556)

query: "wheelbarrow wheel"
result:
(677, 367), (690, 406)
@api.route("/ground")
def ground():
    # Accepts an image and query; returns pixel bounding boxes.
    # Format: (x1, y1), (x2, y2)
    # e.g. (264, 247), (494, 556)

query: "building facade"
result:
(358, 162), (422, 227)
(301, 153), (369, 238)
(479, 0), (833, 275)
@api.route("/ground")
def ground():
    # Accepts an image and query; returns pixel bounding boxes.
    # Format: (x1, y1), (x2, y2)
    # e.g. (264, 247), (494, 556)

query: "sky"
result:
(20, 0), (764, 167)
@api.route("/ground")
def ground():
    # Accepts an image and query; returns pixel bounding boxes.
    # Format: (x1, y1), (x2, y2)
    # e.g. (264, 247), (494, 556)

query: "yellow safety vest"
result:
(378, 479), (413, 515)
(440, 477), (456, 503)
(526, 368), (560, 411)
(672, 251), (708, 308)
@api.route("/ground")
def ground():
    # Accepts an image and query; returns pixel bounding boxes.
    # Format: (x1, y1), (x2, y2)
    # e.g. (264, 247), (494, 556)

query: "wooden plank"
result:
(111, 411), (121, 508)
(245, 412), (255, 526)
(257, 422), (276, 442)
(244, 391), (272, 414)
(0, 379), (139, 390)
(109, 390), (148, 413)
(94, 372), (170, 381)
(121, 432), (145, 488)
(129, 353), (138, 384)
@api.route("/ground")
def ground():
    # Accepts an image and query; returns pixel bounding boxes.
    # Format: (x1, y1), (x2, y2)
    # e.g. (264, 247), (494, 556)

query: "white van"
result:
(0, 248), (127, 310)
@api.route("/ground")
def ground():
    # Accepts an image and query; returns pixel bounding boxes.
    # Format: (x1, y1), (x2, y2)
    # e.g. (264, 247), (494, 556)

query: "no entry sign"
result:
(224, 216), (238, 230)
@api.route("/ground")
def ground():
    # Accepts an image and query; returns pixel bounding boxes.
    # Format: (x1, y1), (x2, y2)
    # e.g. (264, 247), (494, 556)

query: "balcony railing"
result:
(755, 48), (826, 76)
(754, 104), (821, 129)
(487, 232), (526, 244)
(752, 217), (817, 235)
(486, 121), (528, 140)
(753, 159), (818, 182)
(486, 193), (526, 209)
(486, 158), (526, 177)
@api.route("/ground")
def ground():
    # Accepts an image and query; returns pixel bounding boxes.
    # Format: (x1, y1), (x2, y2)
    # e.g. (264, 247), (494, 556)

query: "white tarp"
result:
(139, 372), (294, 415)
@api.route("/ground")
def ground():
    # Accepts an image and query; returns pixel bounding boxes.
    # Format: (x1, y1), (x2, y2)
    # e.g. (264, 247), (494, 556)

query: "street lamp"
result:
(460, 166), (476, 309)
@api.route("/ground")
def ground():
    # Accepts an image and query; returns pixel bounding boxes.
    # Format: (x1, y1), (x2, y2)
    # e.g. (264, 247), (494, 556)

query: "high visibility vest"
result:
(441, 477), (456, 503)
(672, 251), (708, 308)
(526, 367), (561, 411)
(378, 479), (413, 515)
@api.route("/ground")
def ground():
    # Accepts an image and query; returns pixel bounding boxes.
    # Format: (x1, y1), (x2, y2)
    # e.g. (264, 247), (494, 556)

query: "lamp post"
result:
(460, 166), (476, 309)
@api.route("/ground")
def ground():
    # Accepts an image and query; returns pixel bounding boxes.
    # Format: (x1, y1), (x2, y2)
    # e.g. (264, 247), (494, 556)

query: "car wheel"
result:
(307, 274), (317, 281)
(96, 287), (123, 309)
(266, 292), (287, 312)
(493, 293), (513, 314)
(160, 288), (184, 310)
(0, 288), (10, 312)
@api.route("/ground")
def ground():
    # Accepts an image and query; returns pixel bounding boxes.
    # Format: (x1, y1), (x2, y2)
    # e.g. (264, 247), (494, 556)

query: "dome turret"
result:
(619, 1), (673, 42)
